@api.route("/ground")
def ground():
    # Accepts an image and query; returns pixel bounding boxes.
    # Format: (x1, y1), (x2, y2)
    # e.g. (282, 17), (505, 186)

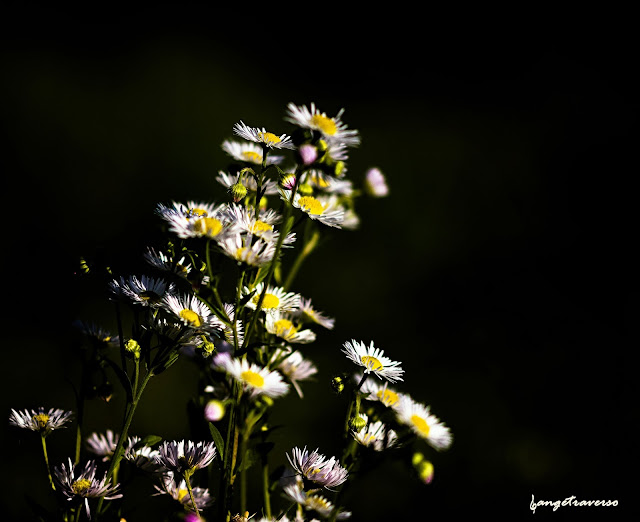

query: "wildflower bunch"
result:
(8, 102), (452, 521)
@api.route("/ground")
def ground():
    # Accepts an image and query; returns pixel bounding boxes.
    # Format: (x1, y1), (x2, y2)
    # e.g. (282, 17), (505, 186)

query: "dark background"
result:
(1, 6), (637, 521)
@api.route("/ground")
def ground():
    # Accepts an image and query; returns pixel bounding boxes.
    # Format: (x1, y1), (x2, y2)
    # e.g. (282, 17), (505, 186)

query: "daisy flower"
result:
(222, 140), (285, 165)
(154, 473), (214, 511)
(305, 170), (354, 196)
(155, 440), (218, 475)
(394, 396), (453, 450)
(233, 121), (295, 150)
(286, 446), (348, 489)
(144, 247), (193, 278)
(216, 170), (279, 195)
(125, 443), (163, 474)
(279, 189), (345, 228)
(9, 407), (73, 435)
(359, 378), (404, 408)
(162, 293), (225, 334)
(226, 204), (296, 246)
(213, 353), (290, 399)
(351, 414), (398, 452)
(243, 283), (301, 314)
(341, 340), (404, 383)
(282, 479), (351, 519)
(270, 348), (318, 398)
(295, 298), (335, 330)
(108, 275), (175, 307)
(285, 102), (360, 147)
(72, 321), (120, 349)
(53, 458), (122, 519)
(265, 312), (316, 344)
(217, 233), (276, 267)
(158, 201), (235, 240)
(85, 430), (140, 462)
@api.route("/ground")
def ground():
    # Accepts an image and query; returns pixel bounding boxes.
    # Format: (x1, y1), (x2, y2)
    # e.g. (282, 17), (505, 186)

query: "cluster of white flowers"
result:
(8, 103), (451, 522)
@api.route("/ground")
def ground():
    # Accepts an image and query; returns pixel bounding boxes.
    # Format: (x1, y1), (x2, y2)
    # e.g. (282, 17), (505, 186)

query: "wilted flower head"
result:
(53, 458), (122, 519)
(9, 407), (73, 436)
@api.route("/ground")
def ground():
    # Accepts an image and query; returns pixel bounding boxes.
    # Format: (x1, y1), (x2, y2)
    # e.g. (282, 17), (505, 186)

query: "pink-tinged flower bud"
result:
(184, 513), (204, 522)
(364, 167), (389, 197)
(204, 399), (226, 422)
(280, 173), (297, 190)
(298, 144), (318, 165)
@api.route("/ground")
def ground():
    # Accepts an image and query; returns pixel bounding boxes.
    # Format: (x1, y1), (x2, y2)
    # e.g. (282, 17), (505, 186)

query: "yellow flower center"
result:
(361, 355), (383, 371)
(188, 207), (209, 217)
(32, 414), (50, 429)
(258, 131), (281, 145)
(235, 247), (248, 260)
(72, 478), (92, 495)
(311, 114), (337, 135)
(410, 414), (431, 437)
(252, 220), (273, 234)
(194, 217), (223, 237)
(254, 293), (280, 309)
(377, 389), (399, 406)
(241, 370), (265, 388)
(177, 488), (189, 502)
(274, 319), (296, 337)
(298, 196), (325, 216)
(310, 172), (330, 188)
(242, 150), (262, 163)
(180, 309), (202, 327)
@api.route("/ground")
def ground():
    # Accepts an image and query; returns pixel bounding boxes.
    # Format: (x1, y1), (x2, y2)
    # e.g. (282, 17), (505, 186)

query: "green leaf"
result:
(138, 435), (163, 448)
(208, 422), (225, 461)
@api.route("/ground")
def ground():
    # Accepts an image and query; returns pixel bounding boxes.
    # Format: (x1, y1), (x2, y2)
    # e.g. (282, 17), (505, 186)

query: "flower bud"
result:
(364, 167), (389, 197)
(349, 415), (367, 432)
(298, 144), (318, 165)
(280, 173), (297, 190)
(298, 183), (313, 196)
(418, 460), (434, 484)
(230, 182), (248, 202)
(204, 399), (226, 422)
(125, 339), (141, 359)
(333, 161), (346, 177)
(331, 376), (345, 394)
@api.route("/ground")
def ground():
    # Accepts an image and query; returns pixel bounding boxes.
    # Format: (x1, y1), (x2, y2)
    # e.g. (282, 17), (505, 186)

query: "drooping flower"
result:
(9, 407), (73, 436)
(162, 293), (225, 334)
(53, 458), (122, 519)
(341, 340), (404, 383)
(295, 298), (335, 330)
(286, 446), (348, 489)
(394, 396), (453, 450)
(359, 378), (405, 408)
(214, 353), (290, 399)
(270, 348), (318, 398)
(144, 247), (193, 278)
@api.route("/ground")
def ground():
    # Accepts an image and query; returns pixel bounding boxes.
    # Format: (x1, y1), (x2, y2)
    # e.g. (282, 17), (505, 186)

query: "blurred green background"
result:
(1, 7), (636, 521)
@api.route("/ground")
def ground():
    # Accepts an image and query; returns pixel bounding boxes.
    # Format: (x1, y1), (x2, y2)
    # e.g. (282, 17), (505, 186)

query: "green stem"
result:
(40, 433), (55, 491)
(243, 168), (302, 350)
(240, 432), (249, 514)
(184, 472), (200, 518)
(262, 457), (272, 518)
(283, 226), (320, 290)
(95, 368), (154, 518)
(219, 384), (238, 521)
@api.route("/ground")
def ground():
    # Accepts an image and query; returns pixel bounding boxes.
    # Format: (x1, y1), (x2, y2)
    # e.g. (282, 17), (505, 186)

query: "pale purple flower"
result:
(155, 440), (217, 475)
(286, 446), (348, 489)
